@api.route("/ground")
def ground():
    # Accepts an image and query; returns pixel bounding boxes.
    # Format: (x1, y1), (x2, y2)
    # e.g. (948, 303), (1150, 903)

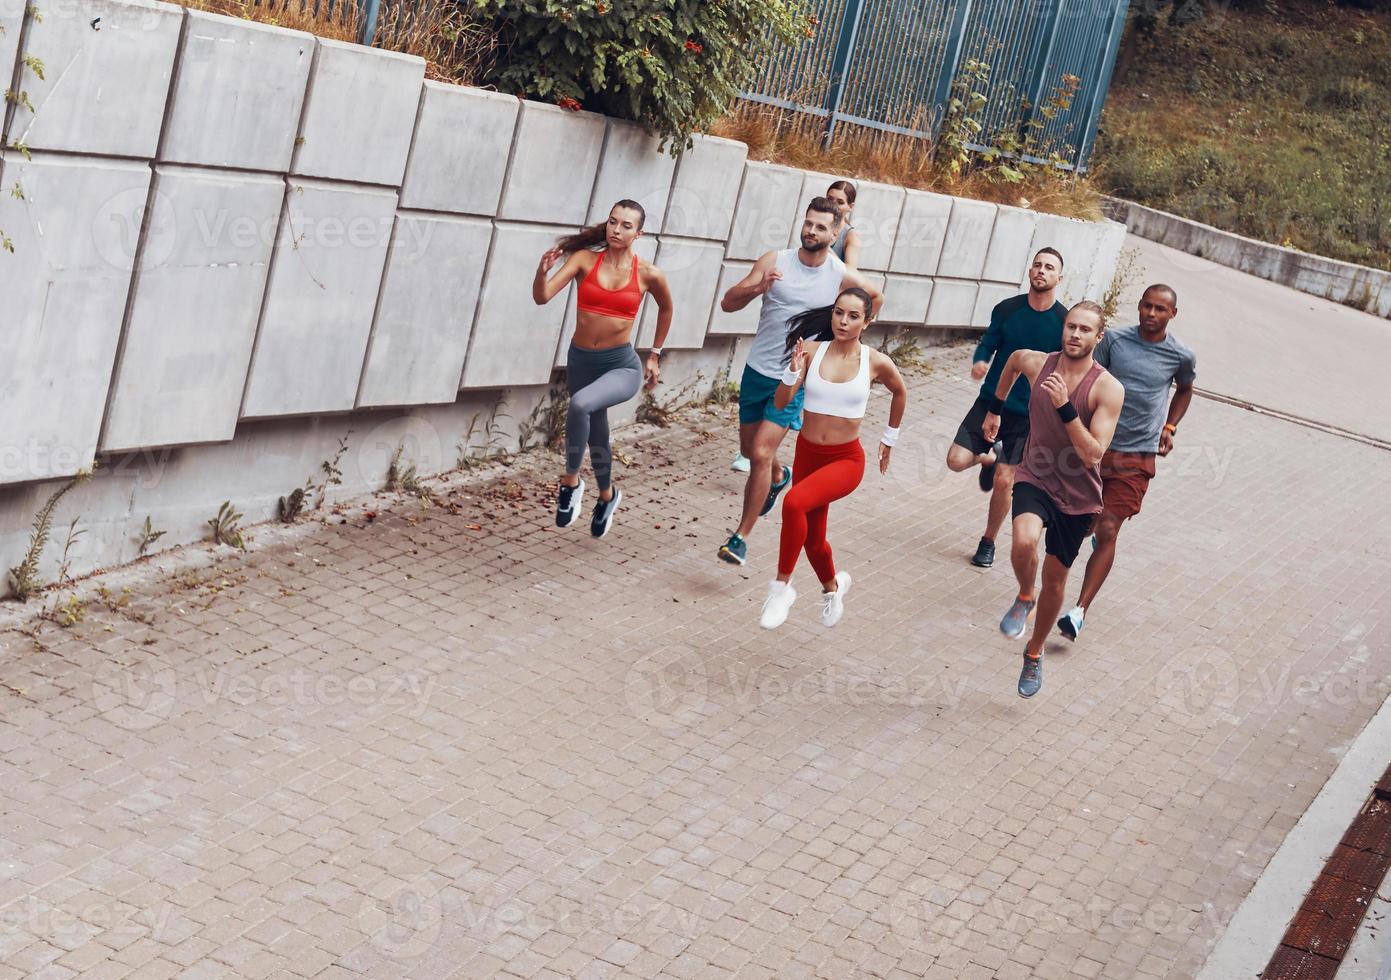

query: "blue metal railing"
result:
(743, 0), (1131, 171)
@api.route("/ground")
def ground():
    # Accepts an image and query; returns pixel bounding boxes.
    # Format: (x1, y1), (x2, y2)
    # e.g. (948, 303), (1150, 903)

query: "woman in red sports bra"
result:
(532, 200), (673, 538)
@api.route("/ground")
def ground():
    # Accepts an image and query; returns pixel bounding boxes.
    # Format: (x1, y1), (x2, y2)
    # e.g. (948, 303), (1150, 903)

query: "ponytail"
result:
(555, 198), (647, 254)
(784, 287), (874, 356)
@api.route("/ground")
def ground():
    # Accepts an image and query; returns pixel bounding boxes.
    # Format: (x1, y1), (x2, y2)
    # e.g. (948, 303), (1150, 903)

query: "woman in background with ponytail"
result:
(757, 287), (908, 630)
(826, 179), (862, 270)
(533, 200), (673, 538)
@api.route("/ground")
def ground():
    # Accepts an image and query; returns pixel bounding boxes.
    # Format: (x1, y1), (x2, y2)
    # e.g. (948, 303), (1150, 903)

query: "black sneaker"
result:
(1018, 652), (1043, 698)
(978, 440), (1002, 492)
(759, 467), (792, 517)
(590, 488), (622, 538)
(970, 537), (995, 568)
(556, 479), (585, 528)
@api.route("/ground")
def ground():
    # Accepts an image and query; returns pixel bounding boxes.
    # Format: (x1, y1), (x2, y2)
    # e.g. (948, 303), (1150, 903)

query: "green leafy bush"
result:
(474, 0), (808, 148)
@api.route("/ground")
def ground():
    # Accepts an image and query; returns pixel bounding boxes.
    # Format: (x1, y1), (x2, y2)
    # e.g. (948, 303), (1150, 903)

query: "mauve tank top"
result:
(1016, 352), (1107, 515)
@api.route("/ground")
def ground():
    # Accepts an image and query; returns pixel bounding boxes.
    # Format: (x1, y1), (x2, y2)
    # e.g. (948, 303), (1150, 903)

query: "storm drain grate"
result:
(1264, 764), (1391, 978)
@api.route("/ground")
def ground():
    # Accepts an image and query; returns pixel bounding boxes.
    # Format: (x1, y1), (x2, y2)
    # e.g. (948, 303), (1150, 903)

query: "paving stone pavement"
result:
(2, 342), (1390, 980)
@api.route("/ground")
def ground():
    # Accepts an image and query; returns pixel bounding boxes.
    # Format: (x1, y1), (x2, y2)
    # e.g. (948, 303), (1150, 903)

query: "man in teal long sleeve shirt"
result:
(946, 248), (1067, 569)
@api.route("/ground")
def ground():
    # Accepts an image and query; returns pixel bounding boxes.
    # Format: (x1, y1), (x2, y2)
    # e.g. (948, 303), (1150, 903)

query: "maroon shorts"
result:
(1100, 451), (1157, 519)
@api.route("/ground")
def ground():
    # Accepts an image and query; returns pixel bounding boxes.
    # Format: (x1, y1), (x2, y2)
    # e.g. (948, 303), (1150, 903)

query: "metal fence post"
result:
(1073, 0), (1130, 170)
(821, 0), (868, 149)
(1017, 0), (1065, 140)
(359, 0), (381, 46)
(928, 0), (976, 139)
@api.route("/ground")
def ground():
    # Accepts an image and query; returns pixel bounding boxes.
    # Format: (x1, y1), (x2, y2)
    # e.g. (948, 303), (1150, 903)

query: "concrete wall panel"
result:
(728, 162), (804, 262)
(880, 275), (935, 324)
(553, 236), (658, 368)
(971, 283), (1021, 328)
(937, 199), (998, 280)
(0, 154), (150, 484)
(926, 279), (980, 328)
(638, 237), (724, 350)
(706, 262), (758, 337)
(1083, 219), (1128, 303)
(463, 222), (571, 389)
(241, 179), (397, 418)
(16, 0), (181, 158)
(291, 39), (424, 187)
(587, 120), (677, 231)
(400, 84), (518, 216)
(359, 215), (494, 408)
(662, 135), (747, 240)
(161, 12), (312, 171)
(850, 181), (906, 272)
(982, 205), (1039, 284)
(497, 101), (605, 226)
(103, 167), (285, 453)
(888, 190), (953, 276)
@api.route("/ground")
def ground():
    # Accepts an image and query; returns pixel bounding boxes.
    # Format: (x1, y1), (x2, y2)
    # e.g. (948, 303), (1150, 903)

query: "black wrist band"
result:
(1056, 402), (1079, 424)
(987, 396), (1006, 415)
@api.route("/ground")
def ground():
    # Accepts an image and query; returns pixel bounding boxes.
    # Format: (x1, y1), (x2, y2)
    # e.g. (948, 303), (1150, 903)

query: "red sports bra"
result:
(576, 251), (643, 320)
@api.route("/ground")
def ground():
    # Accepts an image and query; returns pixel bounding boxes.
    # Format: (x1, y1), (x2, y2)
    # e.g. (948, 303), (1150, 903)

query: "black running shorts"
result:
(953, 397), (1030, 466)
(1011, 481), (1095, 568)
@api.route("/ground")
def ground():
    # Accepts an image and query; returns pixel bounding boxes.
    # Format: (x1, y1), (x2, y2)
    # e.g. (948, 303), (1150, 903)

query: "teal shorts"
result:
(738, 364), (803, 431)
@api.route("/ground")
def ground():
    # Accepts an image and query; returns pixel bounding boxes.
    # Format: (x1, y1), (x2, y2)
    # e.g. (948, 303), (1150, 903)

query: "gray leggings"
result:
(566, 342), (642, 491)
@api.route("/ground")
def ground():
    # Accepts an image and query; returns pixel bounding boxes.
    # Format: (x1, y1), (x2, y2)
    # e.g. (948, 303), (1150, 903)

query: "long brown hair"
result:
(555, 199), (646, 253)
(784, 287), (874, 355)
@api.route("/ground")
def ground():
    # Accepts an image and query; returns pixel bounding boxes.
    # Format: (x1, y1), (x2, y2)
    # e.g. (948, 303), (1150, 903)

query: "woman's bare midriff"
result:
(572, 311), (637, 350)
(799, 412), (863, 446)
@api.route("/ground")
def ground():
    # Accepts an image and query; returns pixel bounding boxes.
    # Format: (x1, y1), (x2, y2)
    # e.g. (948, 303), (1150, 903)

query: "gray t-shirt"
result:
(745, 248), (847, 379)
(1095, 326), (1197, 454)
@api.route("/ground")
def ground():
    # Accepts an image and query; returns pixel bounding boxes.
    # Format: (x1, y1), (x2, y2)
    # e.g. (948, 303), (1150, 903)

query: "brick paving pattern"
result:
(2, 343), (1390, 979)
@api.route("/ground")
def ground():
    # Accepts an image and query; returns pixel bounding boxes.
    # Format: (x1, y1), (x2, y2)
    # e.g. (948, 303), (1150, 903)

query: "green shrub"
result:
(474, 0), (807, 149)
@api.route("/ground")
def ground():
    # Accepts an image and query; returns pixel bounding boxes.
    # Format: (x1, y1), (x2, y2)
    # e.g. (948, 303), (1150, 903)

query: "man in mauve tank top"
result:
(983, 301), (1126, 699)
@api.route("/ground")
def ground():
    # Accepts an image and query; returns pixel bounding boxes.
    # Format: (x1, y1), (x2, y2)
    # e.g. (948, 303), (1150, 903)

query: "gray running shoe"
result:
(1000, 597), (1035, 639)
(1018, 653), (1043, 698)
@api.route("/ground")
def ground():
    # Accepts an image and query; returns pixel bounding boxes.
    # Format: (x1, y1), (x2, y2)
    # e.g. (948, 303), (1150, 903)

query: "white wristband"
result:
(880, 425), (899, 447)
(780, 366), (801, 387)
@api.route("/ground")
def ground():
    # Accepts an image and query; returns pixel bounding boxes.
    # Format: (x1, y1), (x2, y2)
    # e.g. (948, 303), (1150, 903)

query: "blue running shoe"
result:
(1018, 653), (1043, 698)
(1000, 596), (1035, 639)
(1057, 606), (1084, 641)
(718, 533), (748, 565)
(760, 467), (792, 517)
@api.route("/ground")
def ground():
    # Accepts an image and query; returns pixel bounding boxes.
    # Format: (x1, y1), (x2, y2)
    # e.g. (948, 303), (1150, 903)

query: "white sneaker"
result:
(820, 571), (852, 627)
(759, 581), (797, 629)
(731, 453), (751, 473)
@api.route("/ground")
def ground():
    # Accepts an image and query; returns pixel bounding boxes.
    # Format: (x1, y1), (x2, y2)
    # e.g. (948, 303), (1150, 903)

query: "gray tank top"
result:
(831, 222), (854, 261)
(745, 248), (847, 380)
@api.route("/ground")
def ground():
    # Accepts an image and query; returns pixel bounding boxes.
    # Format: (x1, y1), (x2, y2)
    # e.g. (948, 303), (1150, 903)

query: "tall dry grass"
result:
(711, 97), (1104, 221)
(171, 0), (495, 85)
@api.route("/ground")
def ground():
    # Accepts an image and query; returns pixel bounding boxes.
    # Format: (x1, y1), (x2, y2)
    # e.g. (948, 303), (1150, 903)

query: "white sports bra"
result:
(803, 342), (871, 419)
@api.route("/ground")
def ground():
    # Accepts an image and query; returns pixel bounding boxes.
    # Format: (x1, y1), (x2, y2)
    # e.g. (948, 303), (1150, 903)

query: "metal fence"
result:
(744, 0), (1130, 171)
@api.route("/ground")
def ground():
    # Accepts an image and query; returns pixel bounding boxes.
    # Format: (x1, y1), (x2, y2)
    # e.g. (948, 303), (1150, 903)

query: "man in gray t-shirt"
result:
(1055, 284), (1197, 642)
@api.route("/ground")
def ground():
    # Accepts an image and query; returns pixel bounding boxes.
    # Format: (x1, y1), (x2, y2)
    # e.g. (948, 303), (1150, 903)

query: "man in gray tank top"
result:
(982, 301), (1126, 698)
(716, 199), (883, 566)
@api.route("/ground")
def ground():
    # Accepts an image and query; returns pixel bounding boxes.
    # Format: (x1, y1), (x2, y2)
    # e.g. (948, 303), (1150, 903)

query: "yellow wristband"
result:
(1163, 423), (1177, 434)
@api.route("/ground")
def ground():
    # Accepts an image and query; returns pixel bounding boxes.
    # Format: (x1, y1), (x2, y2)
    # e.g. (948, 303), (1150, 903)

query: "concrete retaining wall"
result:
(1106, 197), (1391, 318)
(0, 0), (1125, 594)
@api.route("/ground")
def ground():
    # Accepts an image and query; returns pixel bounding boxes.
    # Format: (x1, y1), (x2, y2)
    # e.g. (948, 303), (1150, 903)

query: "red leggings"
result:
(778, 435), (865, 581)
